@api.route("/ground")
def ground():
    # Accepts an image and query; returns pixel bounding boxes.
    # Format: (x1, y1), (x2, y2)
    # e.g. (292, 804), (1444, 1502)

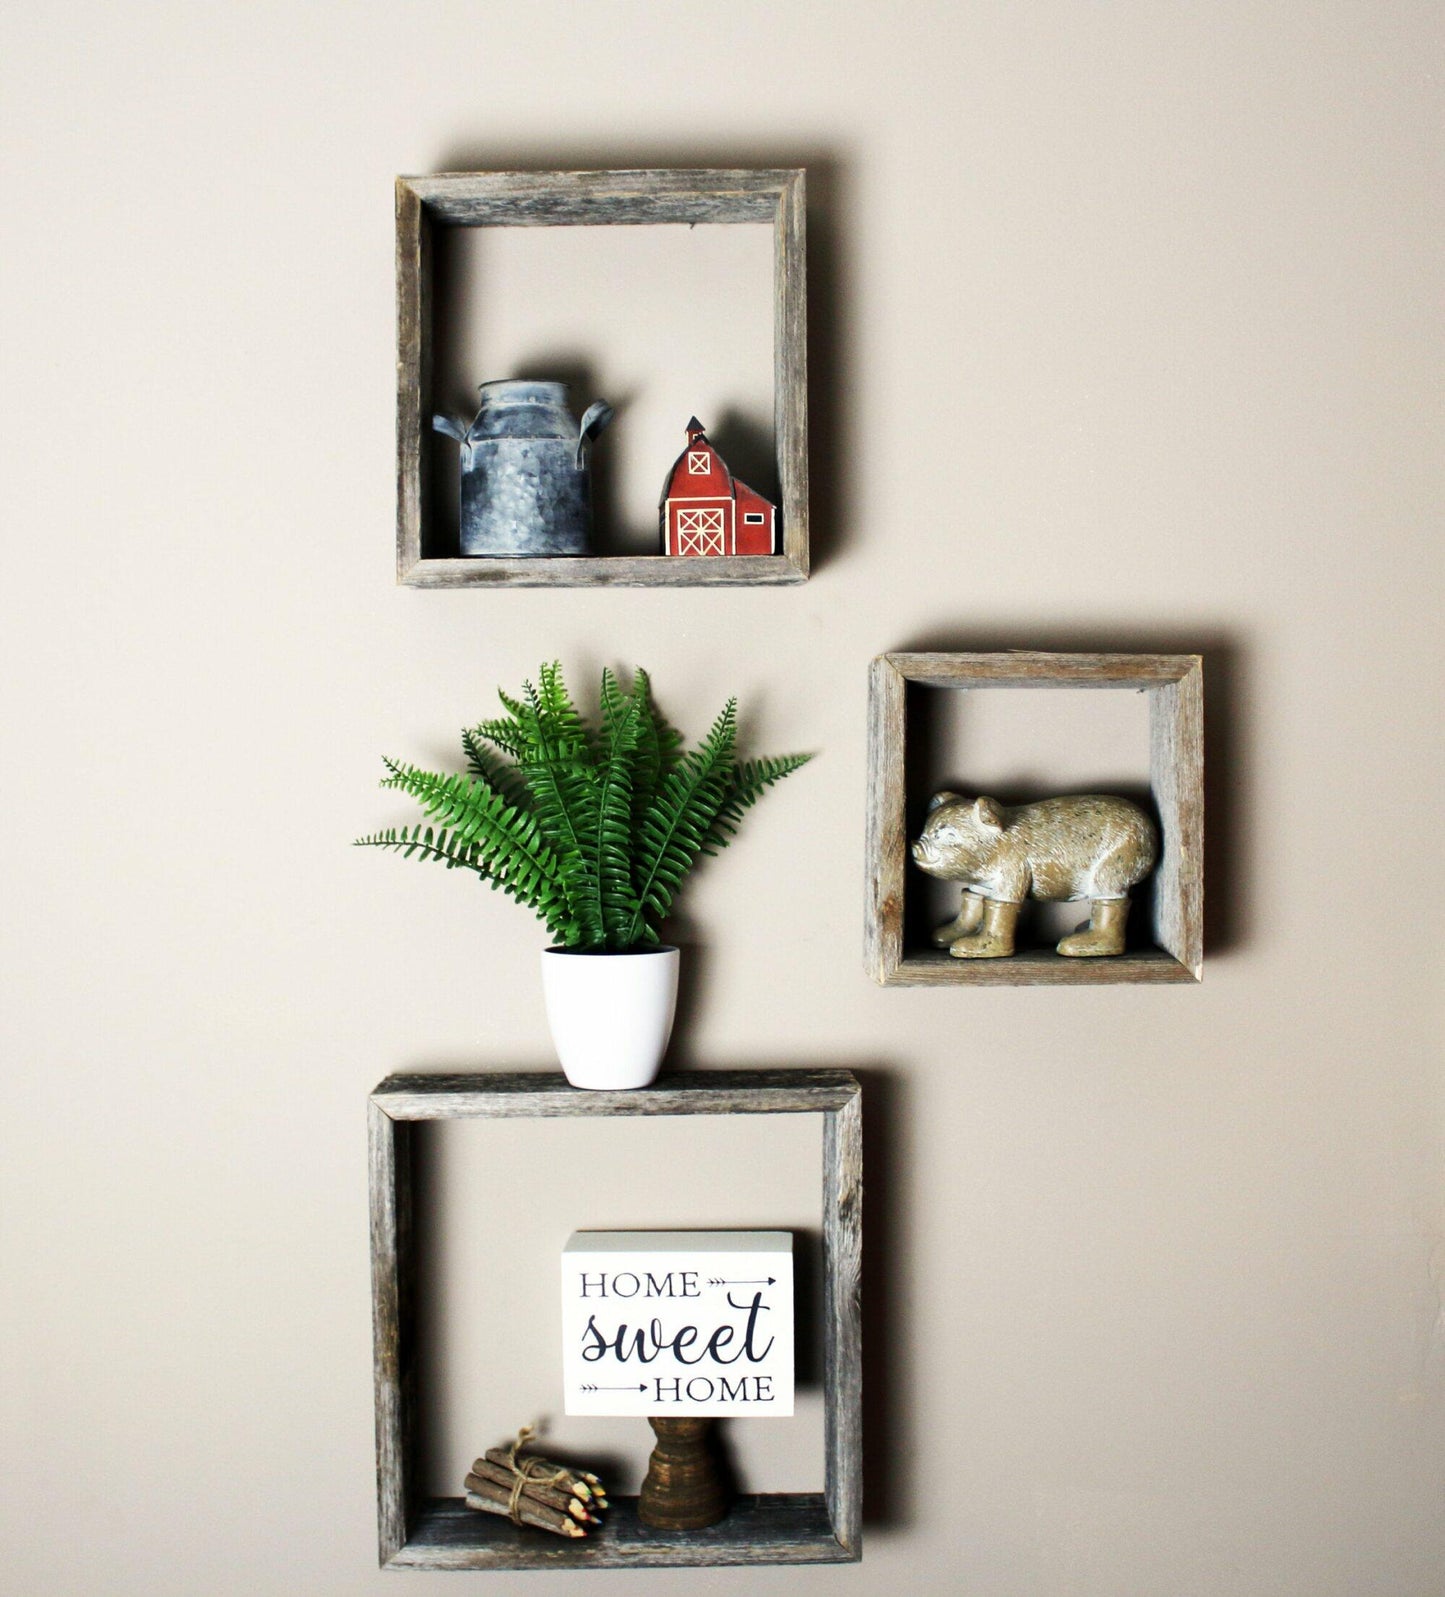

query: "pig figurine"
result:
(910, 793), (1157, 958)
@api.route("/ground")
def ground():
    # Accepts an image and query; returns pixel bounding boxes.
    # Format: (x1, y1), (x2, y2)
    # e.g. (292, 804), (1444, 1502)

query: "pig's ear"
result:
(927, 790), (961, 814)
(973, 796), (1005, 831)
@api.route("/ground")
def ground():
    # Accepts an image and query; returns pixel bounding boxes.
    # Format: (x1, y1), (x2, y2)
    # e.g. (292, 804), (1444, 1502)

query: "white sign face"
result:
(561, 1231), (794, 1418)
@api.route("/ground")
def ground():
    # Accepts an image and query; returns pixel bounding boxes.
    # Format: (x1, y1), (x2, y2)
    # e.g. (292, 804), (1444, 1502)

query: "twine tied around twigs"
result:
(502, 1425), (571, 1527)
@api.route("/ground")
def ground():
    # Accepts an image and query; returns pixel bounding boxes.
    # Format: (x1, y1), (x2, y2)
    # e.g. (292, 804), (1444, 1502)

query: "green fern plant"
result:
(356, 663), (811, 951)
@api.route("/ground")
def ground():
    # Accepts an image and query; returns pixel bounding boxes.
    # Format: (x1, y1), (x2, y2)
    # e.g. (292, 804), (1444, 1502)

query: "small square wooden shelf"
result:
(396, 169), (808, 587)
(865, 652), (1204, 986)
(368, 1070), (861, 1571)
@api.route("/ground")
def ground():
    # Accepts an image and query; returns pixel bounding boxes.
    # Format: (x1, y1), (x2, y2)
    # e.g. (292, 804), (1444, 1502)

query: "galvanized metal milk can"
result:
(433, 381), (613, 557)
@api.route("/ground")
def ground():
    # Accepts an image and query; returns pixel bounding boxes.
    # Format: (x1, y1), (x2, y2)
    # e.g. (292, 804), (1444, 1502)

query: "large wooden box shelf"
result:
(396, 169), (809, 587)
(368, 1070), (861, 1571)
(865, 652), (1204, 986)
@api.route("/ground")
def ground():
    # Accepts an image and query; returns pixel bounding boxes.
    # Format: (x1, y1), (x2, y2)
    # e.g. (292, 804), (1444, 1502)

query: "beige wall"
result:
(4, 3), (1442, 1594)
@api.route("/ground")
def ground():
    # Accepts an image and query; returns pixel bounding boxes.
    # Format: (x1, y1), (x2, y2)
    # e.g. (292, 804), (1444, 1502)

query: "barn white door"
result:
(675, 506), (727, 556)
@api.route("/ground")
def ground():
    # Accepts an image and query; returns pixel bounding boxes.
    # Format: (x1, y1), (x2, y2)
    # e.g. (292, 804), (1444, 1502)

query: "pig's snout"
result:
(911, 838), (933, 865)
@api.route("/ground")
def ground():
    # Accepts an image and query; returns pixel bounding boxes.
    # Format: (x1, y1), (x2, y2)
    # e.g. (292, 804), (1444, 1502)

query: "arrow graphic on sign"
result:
(707, 1276), (776, 1287)
(579, 1384), (647, 1393)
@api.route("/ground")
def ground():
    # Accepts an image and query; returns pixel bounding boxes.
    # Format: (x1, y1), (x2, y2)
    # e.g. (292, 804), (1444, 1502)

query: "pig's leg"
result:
(932, 890), (985, 948)
(948, 898), (1020, 959)
(1057, 897), (1129, 957)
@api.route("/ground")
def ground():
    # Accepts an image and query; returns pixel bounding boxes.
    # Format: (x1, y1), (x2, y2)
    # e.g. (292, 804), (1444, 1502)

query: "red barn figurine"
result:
(660, 418), (777, 557)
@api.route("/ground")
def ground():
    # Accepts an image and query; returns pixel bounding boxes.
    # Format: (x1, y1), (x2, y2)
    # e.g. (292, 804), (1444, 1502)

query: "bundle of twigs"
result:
(462, 1426), (609, 1540)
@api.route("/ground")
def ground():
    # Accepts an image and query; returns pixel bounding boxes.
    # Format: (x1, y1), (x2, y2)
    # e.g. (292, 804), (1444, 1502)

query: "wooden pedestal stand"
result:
(638, 1418), (729, 1530)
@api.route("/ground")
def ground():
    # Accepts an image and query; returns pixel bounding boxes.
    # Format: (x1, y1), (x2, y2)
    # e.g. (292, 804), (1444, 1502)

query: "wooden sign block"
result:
(561, 1231), (794, 1418)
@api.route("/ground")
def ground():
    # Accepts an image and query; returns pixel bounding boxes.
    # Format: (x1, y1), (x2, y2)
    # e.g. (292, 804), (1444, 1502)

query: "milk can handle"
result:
(576, 400), (614, 467)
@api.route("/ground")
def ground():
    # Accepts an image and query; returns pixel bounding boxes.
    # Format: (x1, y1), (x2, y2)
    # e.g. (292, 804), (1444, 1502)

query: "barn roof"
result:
(660, 424), (734, 507)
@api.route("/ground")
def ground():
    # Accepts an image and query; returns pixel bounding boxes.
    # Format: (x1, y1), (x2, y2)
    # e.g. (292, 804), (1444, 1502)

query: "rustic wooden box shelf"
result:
(396, 169), (808, 587)
(865, 652), (1204, 987)
(369, 1070), (861, 1571)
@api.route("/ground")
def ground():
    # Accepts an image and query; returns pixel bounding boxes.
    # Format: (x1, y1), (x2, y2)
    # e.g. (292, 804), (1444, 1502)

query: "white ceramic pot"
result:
(540, 946), (680, 1091)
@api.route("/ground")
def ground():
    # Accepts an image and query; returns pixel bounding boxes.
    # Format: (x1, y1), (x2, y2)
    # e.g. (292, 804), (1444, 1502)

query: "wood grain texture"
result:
(368, 1069), (862, 1569)
(400, 169), (794, 226)
(865, 652), (1205, 985)
(370, 1068), (859, 1121)
(774, 169), (809, 577)
(883, 947), (1196, 986)
(822, 1088), (863, 1556)
(638, 1417), (729, 1530)
(886, 651), (1199, 689)
(394, 169), (808, 586)
(368, 1101), (415, 1563)
(1149, 659), (1205, 978)
(396, 554), (804, 588)
(386, 1494), (853, 1570)
(864, 657), (907, 983)
(394, 180), (428, 582)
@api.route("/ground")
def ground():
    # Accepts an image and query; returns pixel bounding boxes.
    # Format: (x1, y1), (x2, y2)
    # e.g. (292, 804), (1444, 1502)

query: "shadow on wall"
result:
(892, 625), (1251, 958)
(426, 138), (858, 572)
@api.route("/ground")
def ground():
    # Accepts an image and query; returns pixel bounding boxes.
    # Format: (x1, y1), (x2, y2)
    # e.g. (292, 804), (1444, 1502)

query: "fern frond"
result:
(598, 665), (628, 728)
(701, 753), (813, 855)
(354, 825), (485, 873)
(629, 666), (685, 844)
(537, 660), (592, 755)
(462, 726), (532, 809)
(356, 823), (582, 942)
(595, 670), (643, 946)
(513, 674), (605, 947)
(378, 758), (578, 938)
(471, 715), (529, 762)
(468, 685), (534, 762)
(621, 698), (738, 945)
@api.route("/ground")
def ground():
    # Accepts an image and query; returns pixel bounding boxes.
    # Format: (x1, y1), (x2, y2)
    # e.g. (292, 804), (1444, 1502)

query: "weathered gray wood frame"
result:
(369, 1069), (861, 1570)
(396, 169), (808, 587)
(865, 652), (1204, 986)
